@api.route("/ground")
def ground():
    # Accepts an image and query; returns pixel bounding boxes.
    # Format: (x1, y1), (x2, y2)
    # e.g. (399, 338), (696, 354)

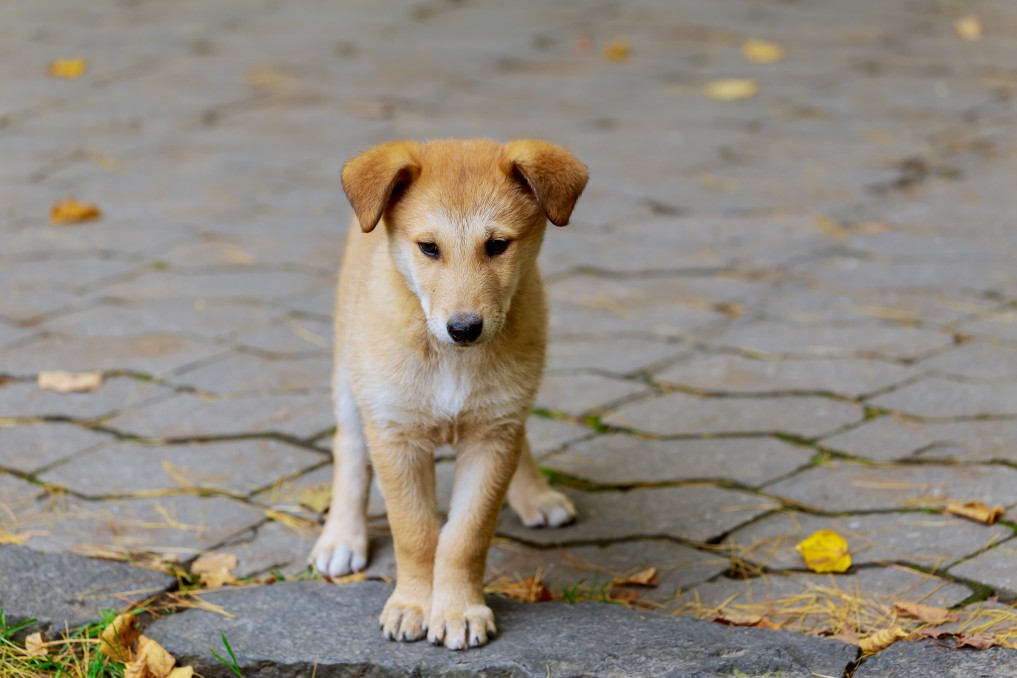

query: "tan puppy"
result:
(310, 139), (588, 650)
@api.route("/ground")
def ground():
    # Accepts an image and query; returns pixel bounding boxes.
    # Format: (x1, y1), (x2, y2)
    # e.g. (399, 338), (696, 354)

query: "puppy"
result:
(310, 139), (588, 650)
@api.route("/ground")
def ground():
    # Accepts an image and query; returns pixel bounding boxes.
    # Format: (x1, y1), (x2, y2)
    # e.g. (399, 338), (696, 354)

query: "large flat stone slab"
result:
(145, 581), (858, 678)
(949, 540), (1017, 601)
(854, 639), (1017, 677)
(869, 378), (1017, 418)
(822, 417), (1017, 462)
(0, 546), (174, 638)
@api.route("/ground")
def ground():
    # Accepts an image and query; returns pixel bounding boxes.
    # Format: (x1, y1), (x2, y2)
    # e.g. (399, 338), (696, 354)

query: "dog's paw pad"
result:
(513, 488), (577, 529)
(380, 597), (428, 642)
(428, 604), (496, 650)
(310, 534), (368, 578)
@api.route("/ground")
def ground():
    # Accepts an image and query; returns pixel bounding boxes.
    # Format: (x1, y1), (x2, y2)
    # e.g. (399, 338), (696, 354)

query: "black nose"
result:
(447, 314), (483, 344)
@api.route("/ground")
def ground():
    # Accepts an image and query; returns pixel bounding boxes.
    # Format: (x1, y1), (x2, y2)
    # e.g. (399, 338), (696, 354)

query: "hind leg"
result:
(506, 434), (577, 528)
(310, 369), (371, 576)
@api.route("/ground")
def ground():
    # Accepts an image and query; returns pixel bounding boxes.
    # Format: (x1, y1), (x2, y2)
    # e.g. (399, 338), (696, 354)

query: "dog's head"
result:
(341, 139), (587, 346)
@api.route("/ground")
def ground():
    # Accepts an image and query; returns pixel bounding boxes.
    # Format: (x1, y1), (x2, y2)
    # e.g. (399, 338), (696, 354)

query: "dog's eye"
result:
(485, 239), (511, 257)
(418, 242), (439, 258)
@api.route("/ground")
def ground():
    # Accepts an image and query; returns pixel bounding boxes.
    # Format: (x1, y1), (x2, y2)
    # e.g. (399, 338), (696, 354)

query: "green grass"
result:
(0, 606), (124, 678)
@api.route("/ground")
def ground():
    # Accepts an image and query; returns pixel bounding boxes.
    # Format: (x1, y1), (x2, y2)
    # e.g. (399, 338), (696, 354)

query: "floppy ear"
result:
(341, 141), (421, 232)
(503, 140), (588, 226)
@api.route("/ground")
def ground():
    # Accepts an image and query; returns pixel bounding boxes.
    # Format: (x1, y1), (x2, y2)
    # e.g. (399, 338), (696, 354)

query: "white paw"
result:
(310, 529), (368, 578)
(511, 488), (577, 528)
(428, 603), (496, 650)
(380, 591), (429, 642)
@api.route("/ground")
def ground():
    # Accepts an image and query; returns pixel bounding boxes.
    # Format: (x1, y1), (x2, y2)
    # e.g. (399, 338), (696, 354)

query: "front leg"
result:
(429, 423), (522, 650)
(366, 423), (442, 642)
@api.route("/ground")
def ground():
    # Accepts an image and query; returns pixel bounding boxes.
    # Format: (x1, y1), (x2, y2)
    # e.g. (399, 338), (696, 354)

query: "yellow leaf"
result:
(612, 567), (658, 587)
(945, 500), (1004, 525)
(191, 552), (238, 589)
(741, 39), (783, 64)
(330, 571), (367, 585)
(50, 198), (101, 225)
(48, 59), (87, 79)
(25, 632), (47, 657)
(795, 529), (851, 573)
(99, 613), (140, 663)
(38, 370), (103, 394)
(892, 601), (958, 625)
(168, 668), (194, 678)
(859, 626), (908, 654)
(705, 79), (758, 101)
(297, 484), (331, 514)
(954, 15), (982, 41)
(125, 636), (176, 678)
(602, 40), (631, 63)
(0, 530), (31, 545)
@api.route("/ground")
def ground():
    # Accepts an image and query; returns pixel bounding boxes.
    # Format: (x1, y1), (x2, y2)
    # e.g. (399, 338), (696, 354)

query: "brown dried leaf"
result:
(25, 632), (47, 657)
(859, 626), (908, 654)
(602, 40), (631, 63)
(485, 576), (553, 603)
(191, 552), (237, 589)
(954, 16), (983, 41)
(712, 612), (779, 630)
(612, 567), (658, 587)
(607, 589), (643, 603)
(125, 636), (176, 678)
(99, 613), (140, 662)
(945, 501), (1005, 525)
(50, 198), (101, 225)
(956, 633), (996, 649)
(49, 59), (87, 78)
(893, 601), (958, 625)
(705, 79), (758, 101)
(741, 39), (784, 64)
(167, 668), (194, 678)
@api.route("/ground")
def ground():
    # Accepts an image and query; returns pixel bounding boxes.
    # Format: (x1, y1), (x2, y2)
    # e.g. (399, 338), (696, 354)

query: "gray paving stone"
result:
(0, 333), (226, 376)
(869, 378), (1017, 418)
(678, 567), (972, 627)
(499, 486), (778, 545)
(949, 540), (1017, 600)
(0, 423), (113, 474)
(24, 495), (264, 558)
(657, 354), (916, 398)
(525, 416), (593, 458)
(535, 373), (649, 417)
(145, 580), (857, 678)
(4, 258), (140, 294)
(0, 546), (175, 638)
(233, 316), (332, 356)
(725, 511), (1011, 571)
(96, 269), (330, 304)
(823, 417), (1017, 462)
(489, 539), (728, 604)
(765, 462), (1017, 513)
(603, 392), (862, 438)
(38, 439), (323, 497)
(104, 390), (333, 439)
(711, 321), (952, 360)
(854, 639), (1017, 678)
(543, 434), (811, 487)
(0, 377), (172, 420)
(920, 342), (1017, 383)
(547, 336), (688, 375)
(0, 286), (86, 324)
(958, 308), (1017, 342)
(0, 472), (43, 517)
(170, 351), (332, 394)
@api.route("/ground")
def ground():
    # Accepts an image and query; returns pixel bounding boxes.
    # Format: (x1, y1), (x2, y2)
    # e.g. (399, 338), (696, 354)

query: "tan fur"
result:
(310, 139), (587, 650)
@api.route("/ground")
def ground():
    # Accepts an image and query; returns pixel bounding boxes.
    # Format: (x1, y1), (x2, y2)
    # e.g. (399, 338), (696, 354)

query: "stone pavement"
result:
(3, 0), (1017, 674)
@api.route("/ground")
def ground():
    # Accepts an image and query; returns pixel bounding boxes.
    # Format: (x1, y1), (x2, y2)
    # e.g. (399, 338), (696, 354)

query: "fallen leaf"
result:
(608, 589), (643, 603)
(191, 552), (237, 589)
(0, 530), (31, 545)
(859, 626), (908, 654)
(297, 484), (331, 514)
(602, 40), (631, 63)
(796, 529), (852, 574)
(829, 625), (860, 645)
(712, 612), (779, 629)
(705, 78), (758, 101)
(48, 58), (87, 78)
(956, 633), (996, 649)
(99, 613), (140, 662)
(125, 636), (176, 678)
(38, 370), (103, 394)
(815, 214), (851, 241)
(485, 576), (553, 603)
(741, 39), (783, 64)
(50, 198), (101, 225)
(893, 601), (958, 625)
(168, 668), (194, 678)
(954, 15), (983, 41)
(329, 571), (367, 585)
(945, 500), (1005, 525)
(612, 567), (658, 587)
(25, 632), (47, 657)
